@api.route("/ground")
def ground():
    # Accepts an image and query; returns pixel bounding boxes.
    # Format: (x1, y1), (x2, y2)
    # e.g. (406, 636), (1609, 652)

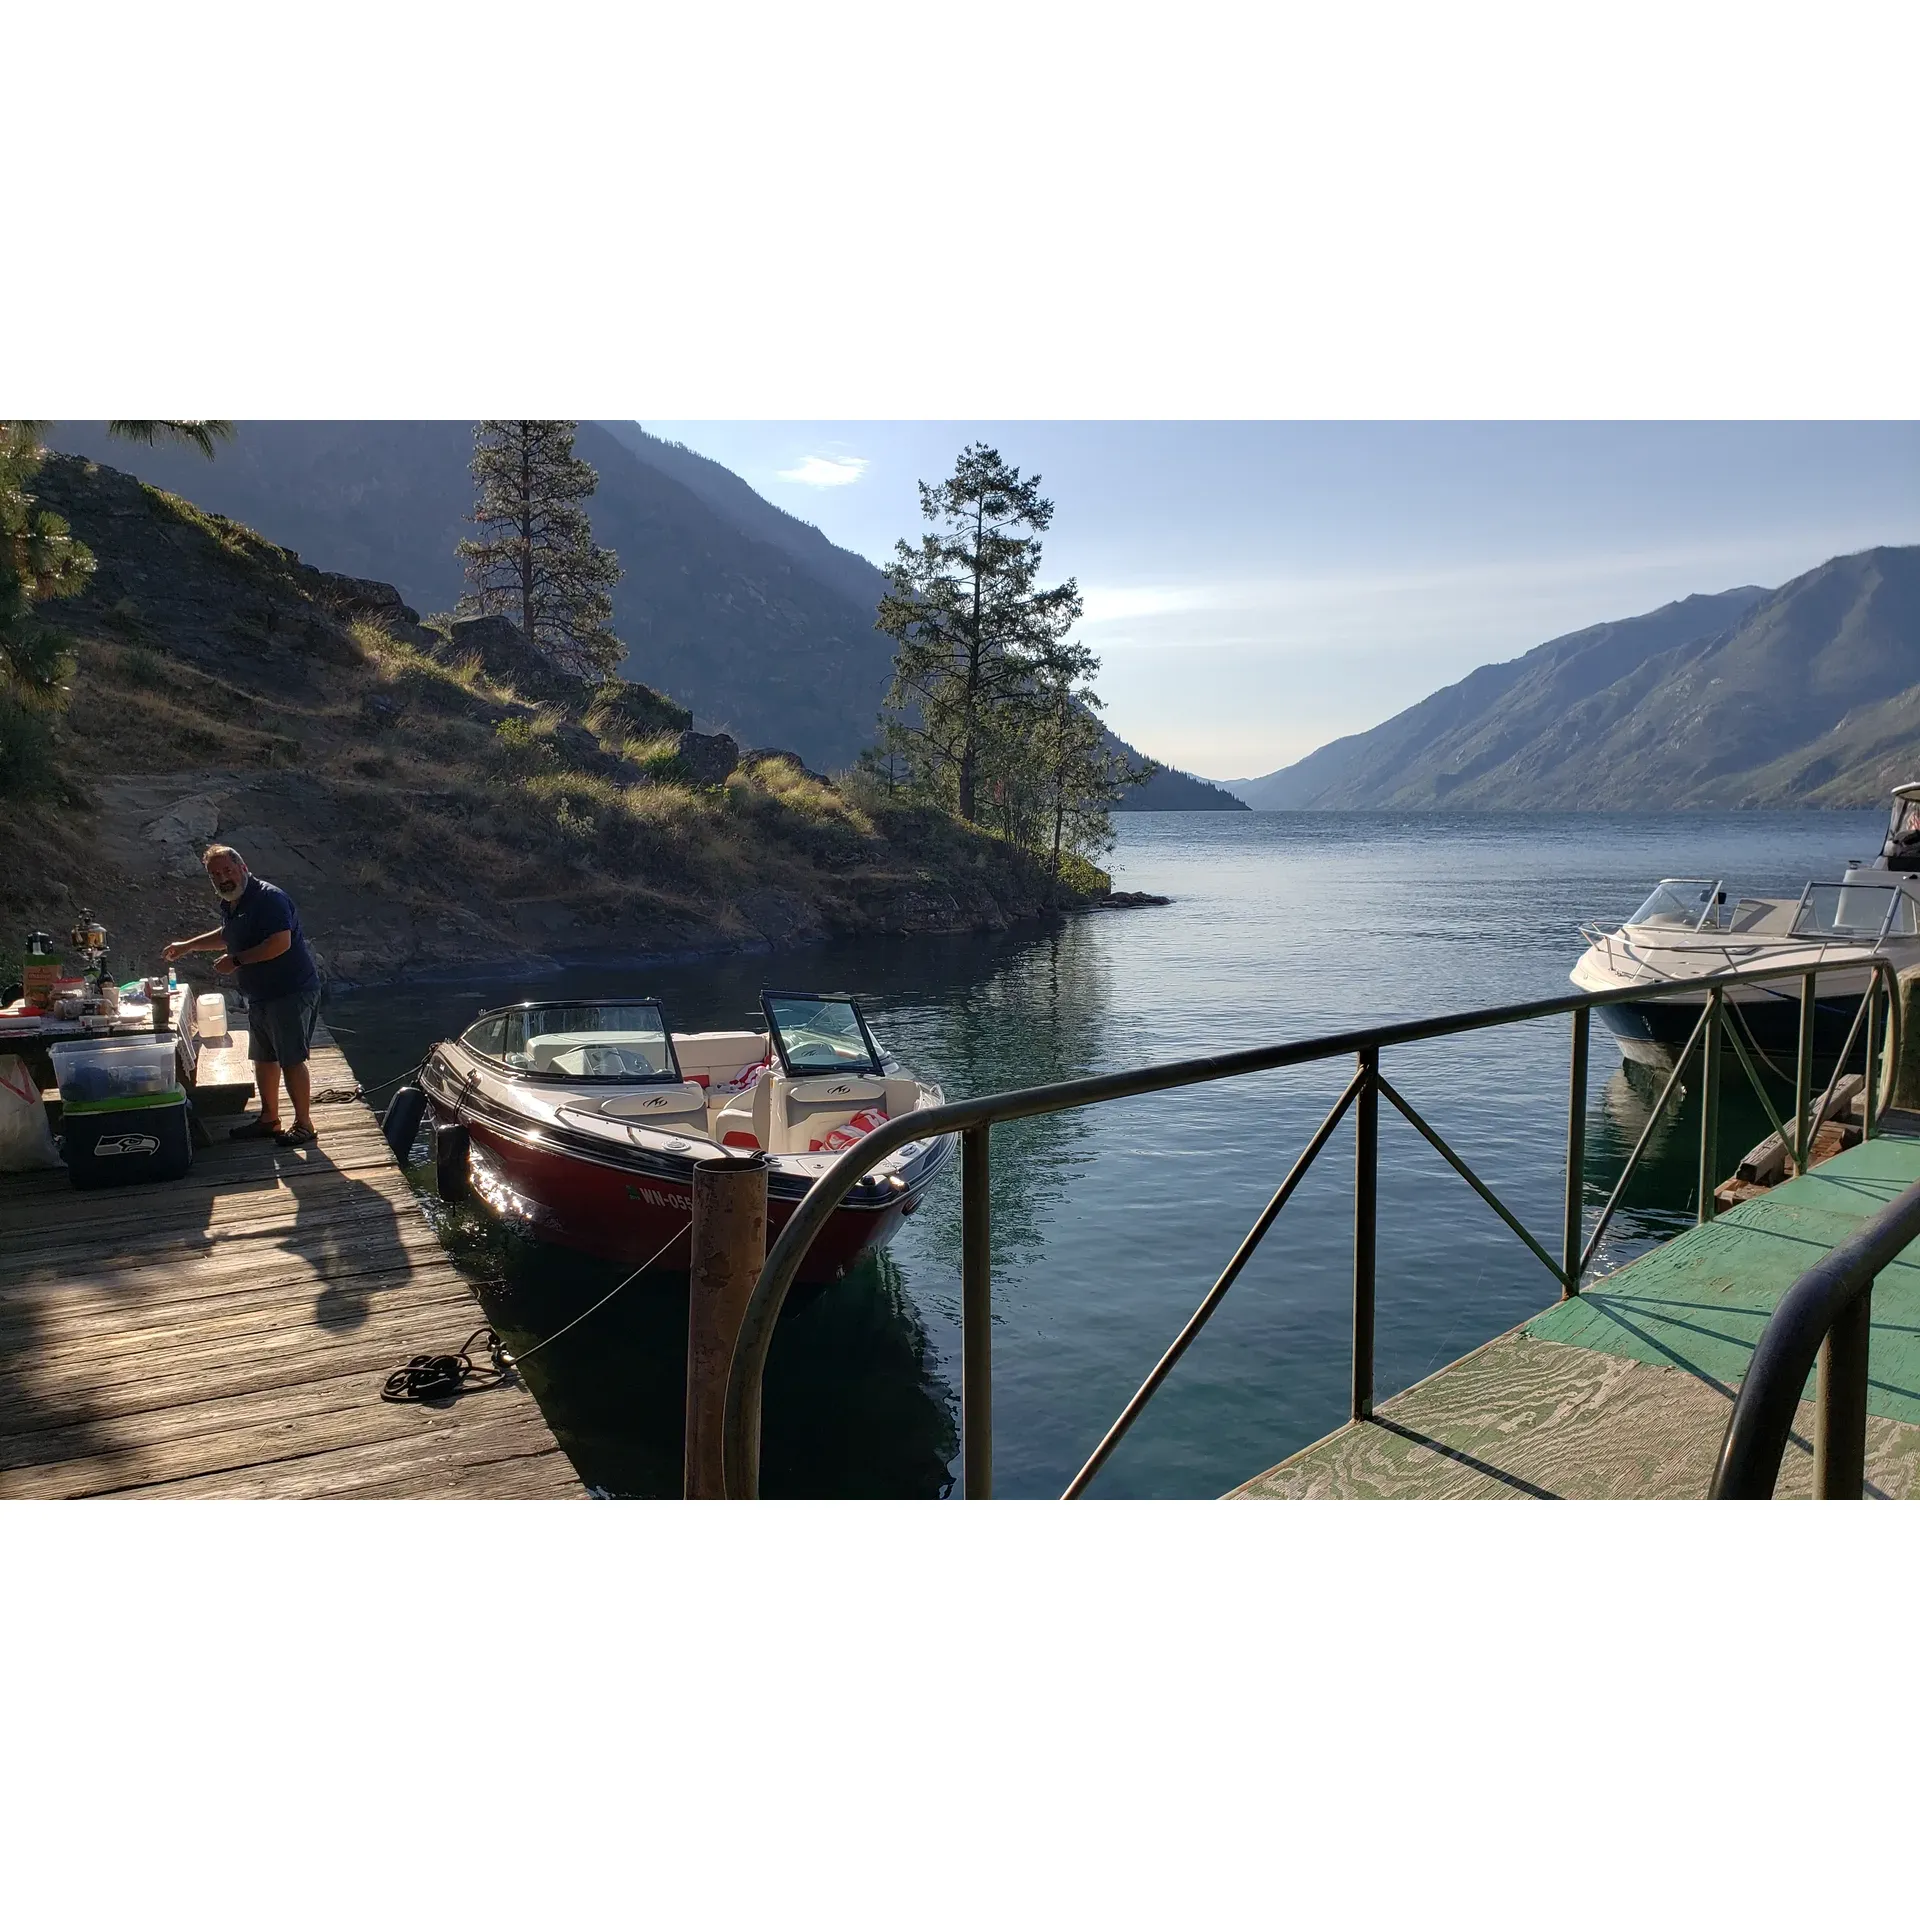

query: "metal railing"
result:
(720, 956), (1903, 1499)
(1710, 1174), (1920, 1498)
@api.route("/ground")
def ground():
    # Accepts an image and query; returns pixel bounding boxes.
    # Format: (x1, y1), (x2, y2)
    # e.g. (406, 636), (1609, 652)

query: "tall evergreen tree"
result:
(877, 443), (1083, 823)
(1, 423), (92, 705)
(457, 421), (624, 681)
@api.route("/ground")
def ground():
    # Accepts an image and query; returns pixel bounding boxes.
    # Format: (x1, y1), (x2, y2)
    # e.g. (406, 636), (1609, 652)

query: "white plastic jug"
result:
(195, 992), (228, 1039)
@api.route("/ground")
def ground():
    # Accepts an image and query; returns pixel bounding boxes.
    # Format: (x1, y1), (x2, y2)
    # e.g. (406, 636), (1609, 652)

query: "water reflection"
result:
(904, 921), (1114, 1287)
(333, 808), (1884, 1497)
(414, 1173), (957, 1498)
(1580, 1061), (1789, 1274)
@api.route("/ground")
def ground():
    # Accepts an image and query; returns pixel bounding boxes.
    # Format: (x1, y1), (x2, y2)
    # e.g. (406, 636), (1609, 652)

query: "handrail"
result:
(1710, 1174), (1920, 1498)
(722, 953), (1903, 1499)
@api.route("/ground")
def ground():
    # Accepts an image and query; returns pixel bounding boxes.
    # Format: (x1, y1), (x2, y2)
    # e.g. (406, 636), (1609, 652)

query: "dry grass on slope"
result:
(6, 462), (1095, 968)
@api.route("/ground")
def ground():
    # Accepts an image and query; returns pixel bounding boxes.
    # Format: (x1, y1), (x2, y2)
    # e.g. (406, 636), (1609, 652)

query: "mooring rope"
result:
(378, 1223), (694, 1403)
(314, 1054), (432, 1107)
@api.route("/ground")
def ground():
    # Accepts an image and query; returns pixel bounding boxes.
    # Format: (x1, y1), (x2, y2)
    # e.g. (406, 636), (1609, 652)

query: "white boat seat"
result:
(671, 1030), (769, 1087)
(879, 1074), (923, 1118)
(777, 1075), (889, 1153)
(715, 1071), (774, 1151)
(594, 1083), (710, 1128)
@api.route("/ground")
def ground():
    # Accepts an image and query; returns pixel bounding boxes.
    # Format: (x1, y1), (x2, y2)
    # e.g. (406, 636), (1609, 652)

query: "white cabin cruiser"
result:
(1571, 785), (1920, 1073)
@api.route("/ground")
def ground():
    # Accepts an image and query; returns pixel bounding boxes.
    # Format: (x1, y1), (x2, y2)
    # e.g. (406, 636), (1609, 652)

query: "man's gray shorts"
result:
(247, 987), (321, 1067)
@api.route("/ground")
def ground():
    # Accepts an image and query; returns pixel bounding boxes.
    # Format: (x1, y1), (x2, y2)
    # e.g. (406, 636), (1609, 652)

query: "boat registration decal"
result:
(627, 1184), (692, 1210)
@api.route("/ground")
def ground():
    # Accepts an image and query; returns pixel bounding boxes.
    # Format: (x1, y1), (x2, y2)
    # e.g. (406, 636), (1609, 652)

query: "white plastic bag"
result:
(0, 1055), (63, 1173)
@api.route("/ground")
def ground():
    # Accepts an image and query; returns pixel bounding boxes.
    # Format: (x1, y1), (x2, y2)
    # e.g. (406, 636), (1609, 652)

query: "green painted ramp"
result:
(1526, 1135), (1920, 1426)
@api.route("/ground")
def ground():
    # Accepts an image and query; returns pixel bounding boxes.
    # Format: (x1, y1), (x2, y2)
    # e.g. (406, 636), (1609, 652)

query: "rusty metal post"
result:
(1814, 1285), (1872, 1499)
(685, 1155), (769, 1499)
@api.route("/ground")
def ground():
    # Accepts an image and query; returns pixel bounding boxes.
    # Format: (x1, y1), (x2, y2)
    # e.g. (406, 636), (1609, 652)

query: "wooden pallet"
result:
(0, 1016), (582, 1499)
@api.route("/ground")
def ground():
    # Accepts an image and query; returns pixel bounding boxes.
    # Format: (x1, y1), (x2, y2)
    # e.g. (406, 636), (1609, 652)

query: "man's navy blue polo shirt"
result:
(219, 876), (321, 1001)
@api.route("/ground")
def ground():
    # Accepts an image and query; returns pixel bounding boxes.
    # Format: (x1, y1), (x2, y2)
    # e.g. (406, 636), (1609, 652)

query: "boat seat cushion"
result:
(779, 1076), (887, 1153)
(715, 1071), (775, 1150)
(595, 1084), (709, 1124)
(671, 1031), (769, 1087)
(880, 1074), (923, 1118)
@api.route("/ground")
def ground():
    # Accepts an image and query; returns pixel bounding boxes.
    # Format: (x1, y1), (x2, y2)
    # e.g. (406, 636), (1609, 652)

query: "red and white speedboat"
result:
(417, 991), (954, 1282)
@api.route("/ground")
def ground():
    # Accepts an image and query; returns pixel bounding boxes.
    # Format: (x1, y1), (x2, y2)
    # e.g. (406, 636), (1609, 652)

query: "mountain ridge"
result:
(1225, 551), (1920, 810)
(49, 420), (1244, 807)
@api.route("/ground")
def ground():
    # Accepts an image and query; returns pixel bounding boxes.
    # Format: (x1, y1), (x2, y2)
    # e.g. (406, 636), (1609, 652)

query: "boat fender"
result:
(434, 1120), (471, 1202)
(381, 1085), (428, 1156)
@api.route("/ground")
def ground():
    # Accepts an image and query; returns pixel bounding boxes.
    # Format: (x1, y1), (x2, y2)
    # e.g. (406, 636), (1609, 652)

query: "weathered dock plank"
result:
(1232, 1134), (1920, 1500)
(0, 1017), (583, 1500)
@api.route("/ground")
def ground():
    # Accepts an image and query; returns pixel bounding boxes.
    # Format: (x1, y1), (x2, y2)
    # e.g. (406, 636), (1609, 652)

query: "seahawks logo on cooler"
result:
(94, 1133), (160, 1157)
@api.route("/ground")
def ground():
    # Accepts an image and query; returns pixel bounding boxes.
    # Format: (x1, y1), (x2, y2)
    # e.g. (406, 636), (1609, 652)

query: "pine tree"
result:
(1026, 673), (1152, 895)
(106, 421), (235, 459)
(1, 423), (93, 705)
(456, 421), (624, 681)
(877, 443), (1082, 824)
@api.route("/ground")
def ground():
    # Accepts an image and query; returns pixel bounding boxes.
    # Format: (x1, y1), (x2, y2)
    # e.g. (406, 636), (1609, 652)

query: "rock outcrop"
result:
(676, 730), (739, 786)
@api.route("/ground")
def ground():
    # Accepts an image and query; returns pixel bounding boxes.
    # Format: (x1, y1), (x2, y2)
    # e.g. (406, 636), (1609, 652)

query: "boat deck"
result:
(0, 1017), (583, 1499)
(1231, 1132), (1920, 1499)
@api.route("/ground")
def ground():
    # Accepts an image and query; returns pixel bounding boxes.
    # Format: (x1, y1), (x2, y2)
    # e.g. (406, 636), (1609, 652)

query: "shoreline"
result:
(317, 889), (1175, 997)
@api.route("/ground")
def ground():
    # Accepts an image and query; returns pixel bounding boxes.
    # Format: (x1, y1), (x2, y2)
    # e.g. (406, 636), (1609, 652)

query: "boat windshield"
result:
(1885, 794), (1920, 871)
(461, 1001), (681, 1082)
(1791, 884), (1917, 941)
(762, 991), (885, 1078)
(1626, 880), (1723, 931)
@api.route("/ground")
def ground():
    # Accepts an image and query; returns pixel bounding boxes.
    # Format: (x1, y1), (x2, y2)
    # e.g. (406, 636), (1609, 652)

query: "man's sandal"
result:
(230, 1116), (280, 1140)
(275, 1123), (319, 1148)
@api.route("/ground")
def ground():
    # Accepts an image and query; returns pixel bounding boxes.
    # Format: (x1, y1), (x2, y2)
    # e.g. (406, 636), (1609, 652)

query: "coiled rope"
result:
(380, 1325), (515, 1403)
(378, 1223), (693, 1402)
(315, 1053), (432, 1107)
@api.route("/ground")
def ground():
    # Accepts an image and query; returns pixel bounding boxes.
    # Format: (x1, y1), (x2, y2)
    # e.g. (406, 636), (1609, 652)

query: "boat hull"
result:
(1592, 988), (1867, 1079)
(418, 1061), (949, 1283)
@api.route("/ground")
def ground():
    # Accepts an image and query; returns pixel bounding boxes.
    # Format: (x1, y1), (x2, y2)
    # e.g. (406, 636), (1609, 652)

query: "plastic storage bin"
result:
(47, 1035), (178, 1105)
(61, 1087), (193, 1189)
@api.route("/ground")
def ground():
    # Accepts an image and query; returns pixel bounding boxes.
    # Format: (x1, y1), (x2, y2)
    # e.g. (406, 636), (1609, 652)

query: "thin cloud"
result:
(775, 454), (868, 488)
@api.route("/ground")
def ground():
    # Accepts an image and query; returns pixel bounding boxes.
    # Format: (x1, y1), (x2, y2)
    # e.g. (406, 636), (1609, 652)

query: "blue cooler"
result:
(61, 1088), (194, 1189)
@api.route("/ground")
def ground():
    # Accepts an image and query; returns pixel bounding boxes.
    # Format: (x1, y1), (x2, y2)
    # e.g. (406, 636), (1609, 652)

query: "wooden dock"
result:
(1231, 1132), (1920, 1500)
(0, 1018), (582, 1499)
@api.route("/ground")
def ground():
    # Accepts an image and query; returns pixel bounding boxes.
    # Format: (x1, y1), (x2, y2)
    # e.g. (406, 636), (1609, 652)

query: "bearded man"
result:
(164, 843), (323, 1146)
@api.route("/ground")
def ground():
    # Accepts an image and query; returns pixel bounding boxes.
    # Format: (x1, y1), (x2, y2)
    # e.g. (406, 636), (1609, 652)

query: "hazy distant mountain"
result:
(591, 420), (896, 616)
(51, 418), (1238, 802)
(1224, 551), (1920, 809)
(1093, 728), (1247, 810)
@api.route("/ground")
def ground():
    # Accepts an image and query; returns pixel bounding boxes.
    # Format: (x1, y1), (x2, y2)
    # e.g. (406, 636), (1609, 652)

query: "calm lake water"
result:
(331, 809), (1884, 1498)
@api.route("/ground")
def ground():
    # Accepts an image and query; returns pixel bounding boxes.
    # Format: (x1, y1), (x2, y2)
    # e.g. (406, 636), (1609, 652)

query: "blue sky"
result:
(644, 423), (1920, 781)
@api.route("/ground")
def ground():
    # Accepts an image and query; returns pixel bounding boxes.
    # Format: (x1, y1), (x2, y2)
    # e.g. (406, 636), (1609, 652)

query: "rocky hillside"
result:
(48, 419), (1244, 808)
(1228, 546), (1920, 809)
(1, 455), (1108, 994)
